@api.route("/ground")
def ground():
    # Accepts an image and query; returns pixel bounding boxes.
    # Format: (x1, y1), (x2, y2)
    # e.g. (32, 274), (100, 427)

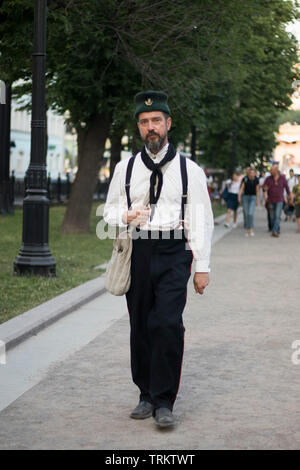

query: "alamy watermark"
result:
(0, 80), (6, 104)
(95, 201), (207, 251)
(0, 340), (6, 365)
(291, 340), (300, 365)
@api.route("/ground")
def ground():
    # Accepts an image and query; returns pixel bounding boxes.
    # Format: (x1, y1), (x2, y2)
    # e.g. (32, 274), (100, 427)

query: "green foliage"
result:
(275, 109), (300, 127)
(0, 0), (299, 168)
(0, 0), (33, 84)
(195, 0), (300, 171)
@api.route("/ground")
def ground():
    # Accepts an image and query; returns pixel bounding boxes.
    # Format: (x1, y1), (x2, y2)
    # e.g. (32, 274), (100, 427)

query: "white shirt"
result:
(103, 146), (214, 272)
(259, 176), (265, 186)
(145, 142), (169, 162)
(288, 176), (297, 193)
(229, 180), (241, 194)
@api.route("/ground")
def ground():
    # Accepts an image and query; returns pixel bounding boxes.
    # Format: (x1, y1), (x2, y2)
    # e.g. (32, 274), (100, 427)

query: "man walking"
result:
(103, 91), (214, 427)
(287, 168), (297, 193)
(263, 162), (291, 237)
(286, 168), (297, 221)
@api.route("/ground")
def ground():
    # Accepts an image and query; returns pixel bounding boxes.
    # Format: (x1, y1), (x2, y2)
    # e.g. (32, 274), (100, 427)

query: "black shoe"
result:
(154, 408), (175, 428)
(130, 401), (153, 420)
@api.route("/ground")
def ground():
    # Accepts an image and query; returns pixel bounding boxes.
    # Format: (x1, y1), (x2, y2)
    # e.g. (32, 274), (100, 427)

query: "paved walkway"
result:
(0, 207), (300, 450)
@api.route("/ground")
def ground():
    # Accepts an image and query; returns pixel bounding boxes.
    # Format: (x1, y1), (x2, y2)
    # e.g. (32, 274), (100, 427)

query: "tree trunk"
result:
(131, 127), (142, 156)
(190, 125), (196, 161)
(60, 112), (111, 233)
(211, 132), (226, 168)
(109, 127), (123, 182)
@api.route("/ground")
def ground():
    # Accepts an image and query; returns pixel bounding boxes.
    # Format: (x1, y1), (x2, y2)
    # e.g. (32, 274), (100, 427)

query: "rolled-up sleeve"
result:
(184, 164), (214, 272)
(103, 161), (128, 227)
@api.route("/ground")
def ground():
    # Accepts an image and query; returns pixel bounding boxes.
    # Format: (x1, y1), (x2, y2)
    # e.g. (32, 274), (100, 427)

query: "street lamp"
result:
(0, 83), (13, 214)
(14, 0), (56, 276)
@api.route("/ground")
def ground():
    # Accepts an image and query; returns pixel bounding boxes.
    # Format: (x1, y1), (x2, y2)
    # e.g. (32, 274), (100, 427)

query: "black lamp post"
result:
(14, 0), (56, 276)
(0, 83), (14, 215)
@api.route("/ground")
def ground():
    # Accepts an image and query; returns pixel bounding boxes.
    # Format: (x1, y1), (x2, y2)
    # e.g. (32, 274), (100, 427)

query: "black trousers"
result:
(125, 229), (193, 412)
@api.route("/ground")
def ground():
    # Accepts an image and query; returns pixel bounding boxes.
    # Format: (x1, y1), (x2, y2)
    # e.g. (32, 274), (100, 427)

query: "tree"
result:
(48, 0), (248, 232)
(1, 0), (245, 230)
(195, 0), (300, 174)
(1, 0), (299, 229)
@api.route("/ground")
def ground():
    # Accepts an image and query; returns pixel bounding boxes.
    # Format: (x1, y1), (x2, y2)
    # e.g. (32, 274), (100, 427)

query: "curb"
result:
(0, 210), (229, 353)
(0, 276), (106, 352)
(214, 206), (242, 224)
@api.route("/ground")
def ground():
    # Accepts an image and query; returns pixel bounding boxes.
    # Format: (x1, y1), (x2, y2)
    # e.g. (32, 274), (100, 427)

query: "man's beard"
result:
(144, 131), (167, 153)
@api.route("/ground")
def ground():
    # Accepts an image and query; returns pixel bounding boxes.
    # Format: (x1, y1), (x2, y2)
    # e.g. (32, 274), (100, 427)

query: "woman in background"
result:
(224, 172), (241, 228)
(238, 168), (259, 237)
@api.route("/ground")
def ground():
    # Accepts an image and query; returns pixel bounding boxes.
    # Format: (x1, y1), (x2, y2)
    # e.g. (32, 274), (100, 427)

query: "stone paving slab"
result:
(0, 208), (300, 450)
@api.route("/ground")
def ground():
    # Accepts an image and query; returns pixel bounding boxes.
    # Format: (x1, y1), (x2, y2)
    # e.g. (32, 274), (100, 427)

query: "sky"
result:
(286, 19), (300, 43)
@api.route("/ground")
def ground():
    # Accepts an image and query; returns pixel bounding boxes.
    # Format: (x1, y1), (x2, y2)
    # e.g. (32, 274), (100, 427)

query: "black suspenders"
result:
(180, 154), (188, 223)
(125, 153), (188, 222)
(125, 155), (136, 210)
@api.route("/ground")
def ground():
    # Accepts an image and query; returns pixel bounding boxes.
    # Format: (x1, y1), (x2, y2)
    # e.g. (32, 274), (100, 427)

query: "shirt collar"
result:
(145, 142), (169, 163)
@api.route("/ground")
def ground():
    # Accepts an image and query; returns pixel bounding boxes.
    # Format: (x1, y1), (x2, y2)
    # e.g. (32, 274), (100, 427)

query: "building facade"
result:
(10, 102), (66, 179)
(273, 95), (300, 175)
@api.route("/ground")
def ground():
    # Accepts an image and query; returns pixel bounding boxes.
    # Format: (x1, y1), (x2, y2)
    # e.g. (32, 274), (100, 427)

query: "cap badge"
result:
(145, 98), (153, 106)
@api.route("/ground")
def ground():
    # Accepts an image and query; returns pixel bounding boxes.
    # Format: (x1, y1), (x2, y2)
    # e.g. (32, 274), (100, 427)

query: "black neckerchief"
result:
(140, 143), (176, 220)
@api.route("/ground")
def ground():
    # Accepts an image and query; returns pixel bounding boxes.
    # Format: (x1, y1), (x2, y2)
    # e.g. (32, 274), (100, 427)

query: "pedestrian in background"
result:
(262, 169), (272, 231)
(292, 174), (300, 233)
(238, 168), (259, 237)
(284, 168), (297, 221)
(224, 172), (241, 228)
(259, 171), (266, 206)
(263, 162), (291, 237)
(242, 164), (252, 227)
(288, 168), (297, 193)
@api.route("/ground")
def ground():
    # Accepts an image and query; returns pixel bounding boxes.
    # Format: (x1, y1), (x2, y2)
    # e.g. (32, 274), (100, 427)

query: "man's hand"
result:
(122, 206), (150, 226)
(193, 272), (209, 295)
